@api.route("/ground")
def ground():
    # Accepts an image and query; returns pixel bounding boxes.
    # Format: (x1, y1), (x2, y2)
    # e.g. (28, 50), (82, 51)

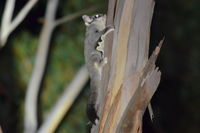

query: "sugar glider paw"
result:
(103, 57), (108, 64)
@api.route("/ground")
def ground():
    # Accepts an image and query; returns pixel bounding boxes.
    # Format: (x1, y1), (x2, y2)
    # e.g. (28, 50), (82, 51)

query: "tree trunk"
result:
(91, 0), (163, 132)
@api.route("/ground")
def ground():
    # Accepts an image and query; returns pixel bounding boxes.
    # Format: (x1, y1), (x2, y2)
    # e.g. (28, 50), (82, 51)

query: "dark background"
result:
(0, 0), (199, 133)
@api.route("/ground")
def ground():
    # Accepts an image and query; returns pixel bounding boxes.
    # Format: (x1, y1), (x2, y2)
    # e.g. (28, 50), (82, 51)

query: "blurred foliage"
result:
(0, 0), (200, 133)
(0, 0), (104, 133)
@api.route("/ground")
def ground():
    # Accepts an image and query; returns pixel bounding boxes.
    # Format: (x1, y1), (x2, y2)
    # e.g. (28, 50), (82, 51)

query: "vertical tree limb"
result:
(0, 0), (16, 46)
(24, 2), (103, 133)
(0, 0), (38, 48)
(9, 0), (38, 36)
(24, 0), (58, 133)
(37, 66), (89, 133)
(116, 42), (163, 133)
(94, 0), (163, 132)
(1, 0), (15, 35)
(36, 5), (103, 133)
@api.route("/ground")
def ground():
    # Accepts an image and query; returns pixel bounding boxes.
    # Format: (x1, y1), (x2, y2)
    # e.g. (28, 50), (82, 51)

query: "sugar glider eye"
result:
(95, 15), (99, 18)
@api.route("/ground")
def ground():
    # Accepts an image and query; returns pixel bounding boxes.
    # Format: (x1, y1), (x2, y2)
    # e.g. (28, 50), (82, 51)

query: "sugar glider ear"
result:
(82, 15), (92, 26)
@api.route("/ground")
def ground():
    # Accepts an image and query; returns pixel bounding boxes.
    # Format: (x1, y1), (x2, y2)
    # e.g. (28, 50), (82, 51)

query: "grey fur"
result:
(82, 14), (112, 125)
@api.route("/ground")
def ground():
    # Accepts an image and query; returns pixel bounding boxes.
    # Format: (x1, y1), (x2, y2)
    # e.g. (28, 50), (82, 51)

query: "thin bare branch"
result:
(10, 0), (38, 36)
(54, 5), (103, 26)
(0, 0), (15, 47)
(38, 66), (89, 133)
(24, 0), (59, 133)
(1, 0), (15, 31)
(0, 0), (38, 48)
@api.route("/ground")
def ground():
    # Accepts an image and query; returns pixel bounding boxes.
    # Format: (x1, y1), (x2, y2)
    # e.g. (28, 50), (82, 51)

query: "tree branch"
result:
(0, 0), (16, 47)
(37, 66), (89, 133)
(0, 0), (15, 35)
(54, 5), (103, 27)
(0, 0), (38, 48)
(10, 0), (38, 36)
(24, 0), (58, 133)
(116, 41), (163, 133)
(95, 0), (163, 132)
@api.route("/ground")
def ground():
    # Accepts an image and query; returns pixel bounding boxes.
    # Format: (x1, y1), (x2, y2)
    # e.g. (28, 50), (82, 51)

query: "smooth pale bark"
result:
(91, 0), (162, 132)
(38, 66), (89, 133)
(0, 0), (38, 48)
(24, 0), (59, 133)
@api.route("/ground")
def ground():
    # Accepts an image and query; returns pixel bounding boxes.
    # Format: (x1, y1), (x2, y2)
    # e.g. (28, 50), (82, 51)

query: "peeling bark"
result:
(91, 0), (163, 132)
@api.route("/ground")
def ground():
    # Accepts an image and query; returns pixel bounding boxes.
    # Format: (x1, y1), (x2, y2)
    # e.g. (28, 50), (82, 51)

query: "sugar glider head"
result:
(82, 14), (106, 31)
